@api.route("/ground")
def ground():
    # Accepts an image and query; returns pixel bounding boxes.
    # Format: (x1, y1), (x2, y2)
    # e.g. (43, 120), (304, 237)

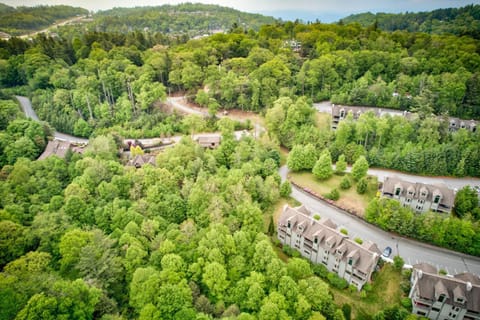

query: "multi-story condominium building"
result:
(277, 204), (381, 290)
(331, 104), (478, 132)
(381, 176), (455, 214)
(409, 263), (480, 320)
(331, 104), (409, 129)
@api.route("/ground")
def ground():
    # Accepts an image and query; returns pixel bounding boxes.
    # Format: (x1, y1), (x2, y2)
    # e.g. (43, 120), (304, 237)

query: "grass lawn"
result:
(316, 112), (332, 130)
(289, 171), (377, 217)
(330, 264), (404, 319)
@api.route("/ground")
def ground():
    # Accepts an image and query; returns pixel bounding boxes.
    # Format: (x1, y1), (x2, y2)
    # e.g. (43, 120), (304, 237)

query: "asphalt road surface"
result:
(280, 165), (480, 275)
(17, 95), (480, 275)
(16, 96), (89, 144)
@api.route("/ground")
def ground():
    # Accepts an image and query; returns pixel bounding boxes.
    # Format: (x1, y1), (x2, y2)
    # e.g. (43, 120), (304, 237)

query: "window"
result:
(340, 109), (345, 118)
(434, 195), (441, 204)
(417, 311), (426, 316)
(287, 221), (291, 228)
(438, 294), (446, 303)
(314, 237), (318, 244)
(395, 188), (401, 196)
(348, 258), (353, 265)
(432, 307), (440, 312)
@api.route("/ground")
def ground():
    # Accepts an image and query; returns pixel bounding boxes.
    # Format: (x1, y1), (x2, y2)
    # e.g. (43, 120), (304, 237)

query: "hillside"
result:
(341, 4), (480, 39)
(91, 3), (277, 35)
(0, 3), (88, 36)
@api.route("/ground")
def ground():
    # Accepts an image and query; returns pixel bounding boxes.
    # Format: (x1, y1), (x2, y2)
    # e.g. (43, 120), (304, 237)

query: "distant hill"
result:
(0, 3), (14, 14)
(341, 4), (480, 39)
(0, 4), (88, 36)
(91, 3), (277, 35)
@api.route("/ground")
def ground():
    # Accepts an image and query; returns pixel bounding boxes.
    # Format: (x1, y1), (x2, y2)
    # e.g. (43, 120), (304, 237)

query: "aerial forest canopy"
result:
(341, 4), (480, 39)
(0, 4), (480, 320)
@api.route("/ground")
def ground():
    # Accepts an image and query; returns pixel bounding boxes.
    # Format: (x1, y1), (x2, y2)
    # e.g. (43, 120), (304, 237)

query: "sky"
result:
(3, 0), (479, 22)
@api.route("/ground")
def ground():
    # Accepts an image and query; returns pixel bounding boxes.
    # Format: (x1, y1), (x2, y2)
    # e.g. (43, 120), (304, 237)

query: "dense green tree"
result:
(351, 156), (369, 181)
(312, 150), (333, 180)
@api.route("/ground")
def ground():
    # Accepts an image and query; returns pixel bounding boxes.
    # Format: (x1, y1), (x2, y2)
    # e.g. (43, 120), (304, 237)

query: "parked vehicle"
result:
(382, 246), (392, 258)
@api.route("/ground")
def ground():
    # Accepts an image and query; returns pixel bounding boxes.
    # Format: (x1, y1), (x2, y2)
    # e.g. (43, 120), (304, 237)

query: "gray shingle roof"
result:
(413, 264), (480, 313)
(382, 176), (455, 209)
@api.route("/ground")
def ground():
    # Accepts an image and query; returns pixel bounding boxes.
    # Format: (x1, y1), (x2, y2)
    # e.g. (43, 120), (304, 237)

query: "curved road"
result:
(17, 96), (89, 144)
(279, 166), (480, 275)
(17, 95), (480, 275)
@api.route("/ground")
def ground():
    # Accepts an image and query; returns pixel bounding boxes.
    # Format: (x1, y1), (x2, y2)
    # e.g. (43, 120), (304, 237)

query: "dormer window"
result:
(287, 221), (291, 229)
(438, 294), (446, 303)
(456, 298), (464, 304)
(407, 186), (415, 197)
(395, 188), (401, 196)
(348, 258), (354, 265)
(314, 237), (318, 244)
(434, 195), (441, 204)
(340, 109), (345, 118)
(460, 122), (465, 128)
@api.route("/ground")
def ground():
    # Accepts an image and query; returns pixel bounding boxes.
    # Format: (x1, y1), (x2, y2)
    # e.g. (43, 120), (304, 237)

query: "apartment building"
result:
(410, 263), (480, 320)
(381, 176), (455, 214)
(277, 204), (380, 290)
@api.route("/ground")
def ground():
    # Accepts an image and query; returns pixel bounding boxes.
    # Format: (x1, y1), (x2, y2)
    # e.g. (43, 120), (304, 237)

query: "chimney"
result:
(466, 282), (472, 292)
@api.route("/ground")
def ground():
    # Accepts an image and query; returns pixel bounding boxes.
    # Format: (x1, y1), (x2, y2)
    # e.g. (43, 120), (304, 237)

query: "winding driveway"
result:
(17, 95), (480, 275)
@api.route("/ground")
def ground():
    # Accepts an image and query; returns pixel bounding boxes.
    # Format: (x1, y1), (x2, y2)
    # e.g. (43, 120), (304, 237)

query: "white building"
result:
(277, 205), (380, 290)
(409, 263), (480, 320)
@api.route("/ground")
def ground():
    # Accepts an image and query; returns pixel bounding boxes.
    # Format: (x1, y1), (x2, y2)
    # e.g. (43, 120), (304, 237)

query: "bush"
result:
(312, 263), (329, 279)
(280, 181), (292, 198)
(354, 237), (363, 244)
(340, 228), (348, 235)
(393, 255), (404, 271)
(439, 269), (447, 276)
(325, 188), (340, 201)
(327, 273), (348, 289)
(342, 303), (352, 320)
(340, 176), (352, 189)
(362, 283), (372, 292)
(356, 177), (368, 194)
(313, 214), (321, 220)
(401, 297), (412, 309)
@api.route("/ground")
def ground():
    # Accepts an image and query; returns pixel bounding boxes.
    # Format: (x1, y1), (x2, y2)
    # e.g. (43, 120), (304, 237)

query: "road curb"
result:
(289, 179), (480, 264)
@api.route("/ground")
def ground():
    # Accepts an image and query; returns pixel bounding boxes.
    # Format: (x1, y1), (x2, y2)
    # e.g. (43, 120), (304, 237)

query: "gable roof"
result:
(382, 176), (455, 209)
(413, 264), (480, 313)
(127, 154), (156, 168)
(278, 205), (380, 274)
(38, 140), (72, 160)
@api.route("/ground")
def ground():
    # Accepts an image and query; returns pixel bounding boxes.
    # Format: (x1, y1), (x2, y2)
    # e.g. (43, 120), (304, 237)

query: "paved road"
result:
(167, 96), (266, 136)
(279, 166), (480, 275)
(16, 96), (89, 144)
(19, 16), (86, 39)
(18, 95), (480, 274)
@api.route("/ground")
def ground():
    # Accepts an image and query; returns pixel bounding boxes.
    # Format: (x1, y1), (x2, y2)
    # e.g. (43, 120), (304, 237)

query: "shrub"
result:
(354, 237), (363, 244)
(393, 255), (404, 271)
(401, 297), (412, 309)
(313, 214), (321, 220)
(356, 177), (368, 194)
(340, 228), (348, 235)
(340, 176), (352, 189)
(362, 283), (372, 292)
(312, 263), (329, 279)
(325, 188), (340, 201)
(439, 269), (447, 276)
(342, 303), (352, 320)
(327, 273), (348, 289)
(280, 181), (292, 198)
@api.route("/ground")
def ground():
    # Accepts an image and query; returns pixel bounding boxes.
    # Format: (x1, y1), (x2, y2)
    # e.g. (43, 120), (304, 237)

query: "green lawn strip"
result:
(330, 264), (403, 318)
(289, 171), (377, 216)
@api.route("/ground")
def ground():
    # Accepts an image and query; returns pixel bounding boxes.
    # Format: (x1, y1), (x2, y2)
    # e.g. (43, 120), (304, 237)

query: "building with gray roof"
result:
(277, 205), (380, 290)
(409, 263), (480, 319)
(381, 176), (455, 214)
